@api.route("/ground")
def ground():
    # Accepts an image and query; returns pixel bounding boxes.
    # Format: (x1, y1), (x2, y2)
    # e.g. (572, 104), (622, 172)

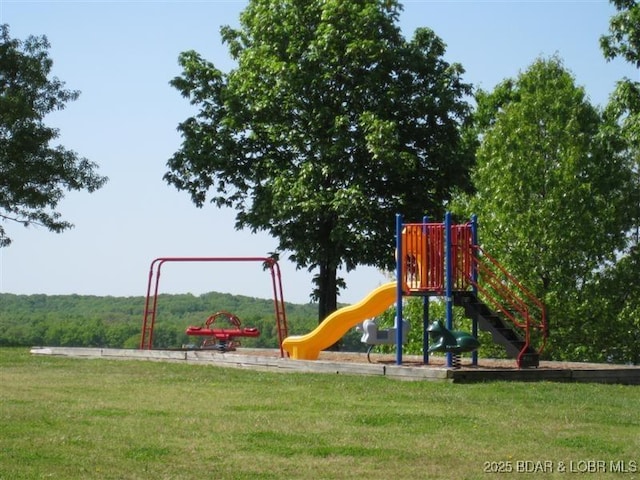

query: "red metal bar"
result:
(267, 258), (288, 357)
(140, 257), (164, 350)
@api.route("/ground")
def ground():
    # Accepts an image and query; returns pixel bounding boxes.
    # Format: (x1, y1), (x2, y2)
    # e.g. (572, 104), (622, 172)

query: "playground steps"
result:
(453, 292), (540, 368)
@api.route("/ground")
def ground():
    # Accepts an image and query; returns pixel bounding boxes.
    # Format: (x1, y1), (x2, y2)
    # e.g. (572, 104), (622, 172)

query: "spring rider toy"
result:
(427, 320), (480, 355)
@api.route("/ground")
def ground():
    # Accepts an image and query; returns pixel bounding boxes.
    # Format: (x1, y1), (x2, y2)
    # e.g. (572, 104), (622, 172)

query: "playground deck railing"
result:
(401, 222), (446, 293)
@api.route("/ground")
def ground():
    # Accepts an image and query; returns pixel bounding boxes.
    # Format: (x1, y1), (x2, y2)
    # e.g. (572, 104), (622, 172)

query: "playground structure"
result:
(138, 215), (547, 368)
(185, 311), (260, 352)
(282, 213), (548, 368)
(139, 257), (288, 356)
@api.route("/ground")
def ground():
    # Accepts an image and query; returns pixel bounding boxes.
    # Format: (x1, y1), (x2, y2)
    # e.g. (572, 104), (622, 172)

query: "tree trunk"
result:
(317, 260), (340, 351)
(317, 261), (338, 323)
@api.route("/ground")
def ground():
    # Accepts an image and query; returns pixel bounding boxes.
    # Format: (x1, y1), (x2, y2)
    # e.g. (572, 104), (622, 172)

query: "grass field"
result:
(1, 348), (639, 479)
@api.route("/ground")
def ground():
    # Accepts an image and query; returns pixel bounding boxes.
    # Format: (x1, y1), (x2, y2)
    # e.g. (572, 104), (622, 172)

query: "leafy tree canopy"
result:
(166, 0), (473, 320)
(601, 0), (640, 252)
(454, 57), (636, 360)
(461, 58), (633, 292)
(601, 0), (640, 67)
(0, 25), (107, 247)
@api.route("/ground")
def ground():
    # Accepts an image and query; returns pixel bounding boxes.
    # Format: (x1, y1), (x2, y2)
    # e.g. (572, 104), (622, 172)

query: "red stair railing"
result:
(465, 246), (548, 364)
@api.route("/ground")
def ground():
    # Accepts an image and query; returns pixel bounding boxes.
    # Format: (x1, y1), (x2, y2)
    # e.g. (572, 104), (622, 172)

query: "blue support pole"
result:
(422, 296), (430, 365)
(444, 212), (453, 368)
(422, 215), (430, 364)
(395, 213), (403, 366)
(471, 214), (479, 366)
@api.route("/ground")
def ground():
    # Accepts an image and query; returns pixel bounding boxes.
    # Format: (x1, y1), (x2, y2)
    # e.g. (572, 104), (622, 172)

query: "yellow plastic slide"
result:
(282, 282), (397, 360)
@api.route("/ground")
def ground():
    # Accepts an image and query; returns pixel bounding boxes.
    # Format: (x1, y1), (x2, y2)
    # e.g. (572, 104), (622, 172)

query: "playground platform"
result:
(30, 347), (640, 385)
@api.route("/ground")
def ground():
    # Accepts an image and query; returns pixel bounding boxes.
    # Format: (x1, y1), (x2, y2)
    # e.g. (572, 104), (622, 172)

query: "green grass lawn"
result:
(1, 348), (638, 479)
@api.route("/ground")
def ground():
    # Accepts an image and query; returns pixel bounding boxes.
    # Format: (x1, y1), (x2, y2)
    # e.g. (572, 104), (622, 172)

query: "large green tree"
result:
(0, 25), (107, 247)
(166, 0), (472, 320)
(597, 0), (640, 363)
(455, 57), (636, 361)
(601, 0), (640, 250)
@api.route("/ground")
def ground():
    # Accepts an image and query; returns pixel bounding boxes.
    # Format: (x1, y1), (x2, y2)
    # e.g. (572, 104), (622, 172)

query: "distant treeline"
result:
(0, 292), (366, 351)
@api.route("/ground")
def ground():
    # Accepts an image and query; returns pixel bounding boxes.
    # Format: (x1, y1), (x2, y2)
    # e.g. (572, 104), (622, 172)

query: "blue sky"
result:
(0, 0), (637, 304)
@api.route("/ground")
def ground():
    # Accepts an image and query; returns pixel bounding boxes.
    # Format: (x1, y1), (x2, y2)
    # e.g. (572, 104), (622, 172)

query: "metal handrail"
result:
(468, 246), (548, 357)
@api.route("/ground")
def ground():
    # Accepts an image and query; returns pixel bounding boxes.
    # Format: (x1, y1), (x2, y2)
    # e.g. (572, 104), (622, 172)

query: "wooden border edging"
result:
(29, 347), (640, 385)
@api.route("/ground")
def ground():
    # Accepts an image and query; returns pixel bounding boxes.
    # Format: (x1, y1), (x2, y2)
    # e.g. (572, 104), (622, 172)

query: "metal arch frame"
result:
(139, 257), (288, 356)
